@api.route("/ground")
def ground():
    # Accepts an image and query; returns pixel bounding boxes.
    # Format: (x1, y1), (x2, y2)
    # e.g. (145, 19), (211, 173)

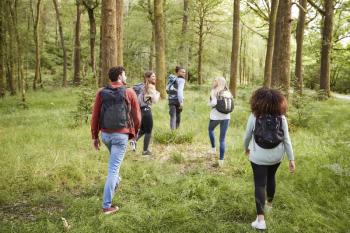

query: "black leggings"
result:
(251, 162), (281, 215)
(137, 107), (153, 151)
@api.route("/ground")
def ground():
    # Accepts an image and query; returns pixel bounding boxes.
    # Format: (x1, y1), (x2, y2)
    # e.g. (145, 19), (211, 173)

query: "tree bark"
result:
(277, 0), (291, 97)
(73, 1), (81, 86)
(32, 0), (42, 90)
(10, 0), (26, 106)
(87, 7), (97, 82)
(147, 0), (154, 71)
(229, 0), (240, 97)
(319, 0), (333, 97)
(0, 0), (5, 97)
(53, 0), (68, 87)
(197, 15), (203, 85)
(263, 0), (279, 88)
(179, 0), (189, 69)
(272, 0), (292, 97)
(154, 0), (166, 98)
(116, 0), (124, 66)
(295, 0), (306, 95)
(101, 0), (117, 85)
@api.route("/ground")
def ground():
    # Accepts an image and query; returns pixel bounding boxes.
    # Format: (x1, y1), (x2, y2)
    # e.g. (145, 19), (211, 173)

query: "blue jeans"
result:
(208, 119), (230, 160)
(101, 132), (129, 208)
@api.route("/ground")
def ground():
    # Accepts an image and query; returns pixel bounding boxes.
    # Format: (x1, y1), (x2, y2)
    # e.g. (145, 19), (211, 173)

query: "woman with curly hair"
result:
(243, 87), (295, 230)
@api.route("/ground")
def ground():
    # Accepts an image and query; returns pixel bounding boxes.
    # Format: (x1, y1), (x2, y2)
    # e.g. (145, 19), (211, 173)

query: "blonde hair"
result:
(212, 77), (229, 95)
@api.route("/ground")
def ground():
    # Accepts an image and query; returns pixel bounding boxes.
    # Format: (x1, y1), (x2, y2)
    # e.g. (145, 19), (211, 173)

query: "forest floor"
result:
(0, 85), (349, 233)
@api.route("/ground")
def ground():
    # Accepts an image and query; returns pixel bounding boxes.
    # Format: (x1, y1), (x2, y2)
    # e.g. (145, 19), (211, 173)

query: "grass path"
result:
(0, 86), (349, 232)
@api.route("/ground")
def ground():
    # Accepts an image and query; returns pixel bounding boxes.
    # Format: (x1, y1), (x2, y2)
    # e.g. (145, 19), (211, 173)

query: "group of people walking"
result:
(90, 65), (295, 230)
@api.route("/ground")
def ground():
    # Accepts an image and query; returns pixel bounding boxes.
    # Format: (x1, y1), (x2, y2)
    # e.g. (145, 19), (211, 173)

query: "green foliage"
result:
(288, 94), (314, 129)
(154, 130), (193, 144)
(170, 152), (185, 164)
(70, 78), (96, 128)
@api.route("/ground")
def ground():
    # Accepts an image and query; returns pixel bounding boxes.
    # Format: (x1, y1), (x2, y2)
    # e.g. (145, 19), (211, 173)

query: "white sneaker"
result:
(218, 160), (224, 167)
(211, 147), (216, 154)
(251, 217), (266, 230)
(130, 141), (136, 151)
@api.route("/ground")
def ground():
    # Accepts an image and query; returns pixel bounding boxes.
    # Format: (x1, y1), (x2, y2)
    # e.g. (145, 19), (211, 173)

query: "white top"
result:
(208, 89), (231, 120)
(138, 85), (160, 108)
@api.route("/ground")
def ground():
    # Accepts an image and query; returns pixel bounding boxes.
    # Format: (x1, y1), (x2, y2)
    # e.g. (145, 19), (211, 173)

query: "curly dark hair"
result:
(108, 66), (125, 82)
(250, 87), (287, 117)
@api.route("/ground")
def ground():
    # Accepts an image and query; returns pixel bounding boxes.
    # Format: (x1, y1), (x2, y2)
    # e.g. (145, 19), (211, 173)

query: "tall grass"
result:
(0, 86), (349, 232)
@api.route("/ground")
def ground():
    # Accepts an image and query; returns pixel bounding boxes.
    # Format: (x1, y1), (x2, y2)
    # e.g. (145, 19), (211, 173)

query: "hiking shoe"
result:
(142, 150), (152, 156)
(251, 217), (266, 230)
(130, 141), (136, 151)
(103, 206), (119, 215)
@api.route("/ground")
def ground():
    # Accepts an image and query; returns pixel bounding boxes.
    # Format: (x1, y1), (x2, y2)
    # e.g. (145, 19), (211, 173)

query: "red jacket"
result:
(91, 82), (141, 140)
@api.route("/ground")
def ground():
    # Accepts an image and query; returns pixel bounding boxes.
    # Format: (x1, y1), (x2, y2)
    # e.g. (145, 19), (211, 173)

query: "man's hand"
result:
(289, 160), (296, 173)
(245, 149), (250, 156)
(92, 138), (100, 150)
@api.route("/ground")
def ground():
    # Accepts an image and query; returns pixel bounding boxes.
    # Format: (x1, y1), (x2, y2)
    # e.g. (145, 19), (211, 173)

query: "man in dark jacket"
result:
(91, 66), (141, 214)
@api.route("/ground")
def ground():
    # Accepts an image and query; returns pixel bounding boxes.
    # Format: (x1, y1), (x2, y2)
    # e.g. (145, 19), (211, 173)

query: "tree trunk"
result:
(239, 25), (243, 85)
(101, 0), (117, 85)
(277, 0), (291, 97)
(10, 0), (26, 107)
(33, 0), (42, 90)
(0, 0), (5, 98)
(263, 0), (279, 88)
(147, 0), (154, 71)
(197, 16), (203, 85)
(179, 0), (189, 69)
(319, 0), (333, 97)
(86, 7), (97, 84)
(229, 0), (240, 97)
(271, 0), (292, 97)
(154, 0), (166, 98)
(53, 0), (68, 87)
(149, 29), (155, 70)
(73, 1), (81, 86)
(116, 0), (124, 66)
(295, 0), (306, 95)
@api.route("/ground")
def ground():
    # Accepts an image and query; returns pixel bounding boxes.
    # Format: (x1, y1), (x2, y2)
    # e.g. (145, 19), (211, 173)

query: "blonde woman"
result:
(208, 77), (234, 167)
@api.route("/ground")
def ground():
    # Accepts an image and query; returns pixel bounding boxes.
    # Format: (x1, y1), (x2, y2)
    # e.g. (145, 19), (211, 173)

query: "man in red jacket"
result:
(91, 66), (141, 214)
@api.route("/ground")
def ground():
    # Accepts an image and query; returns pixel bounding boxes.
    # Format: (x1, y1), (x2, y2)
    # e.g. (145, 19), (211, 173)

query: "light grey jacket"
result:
(243, 113), (294, 165)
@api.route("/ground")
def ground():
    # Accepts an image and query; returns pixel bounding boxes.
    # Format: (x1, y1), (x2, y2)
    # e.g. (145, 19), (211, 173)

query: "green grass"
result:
(0, 86), (349, 232)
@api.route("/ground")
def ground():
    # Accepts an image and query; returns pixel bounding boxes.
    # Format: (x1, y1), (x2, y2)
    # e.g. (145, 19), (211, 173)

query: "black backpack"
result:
(254, 114), (284, 149)
(215, 90), (234, 114)
(99, 86), (129, 130)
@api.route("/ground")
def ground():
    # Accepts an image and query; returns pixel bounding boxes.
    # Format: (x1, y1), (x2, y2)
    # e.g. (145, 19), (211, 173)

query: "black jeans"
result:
(169, 102), (182, 130)
(137, 107), (153, 151)
(251, 162), (281, 215)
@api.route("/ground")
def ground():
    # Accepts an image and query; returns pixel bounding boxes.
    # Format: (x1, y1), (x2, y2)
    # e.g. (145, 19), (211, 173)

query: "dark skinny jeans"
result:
(251, 162), (281, 215)
(137, 107), (153, 151)
(169, 102), (182, 130)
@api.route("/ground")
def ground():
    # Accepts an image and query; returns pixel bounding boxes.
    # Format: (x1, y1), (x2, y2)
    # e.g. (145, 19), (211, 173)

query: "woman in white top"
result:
(208, 77), (233, 167)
